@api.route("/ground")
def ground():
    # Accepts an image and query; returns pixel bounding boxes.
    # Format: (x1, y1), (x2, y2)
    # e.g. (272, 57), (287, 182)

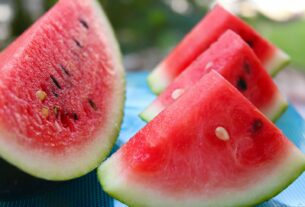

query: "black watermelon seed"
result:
(50, 75), (62, 89)
(79, 19), (89, 29)
(52, 91), (59, 97)
(246, 40), (254, 48)
(59, 64), (70, 76)
(236, 77), (247, 91)
(251, 119), (263, 133)
(72, 113), (79, 121)
(88, 99), (97, 111)
(73, 39), (83, 48)
(243, 60), (251, 74)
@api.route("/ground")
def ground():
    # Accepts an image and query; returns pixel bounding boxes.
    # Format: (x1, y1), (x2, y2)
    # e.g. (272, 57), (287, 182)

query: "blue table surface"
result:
(1, 71), (305, 207)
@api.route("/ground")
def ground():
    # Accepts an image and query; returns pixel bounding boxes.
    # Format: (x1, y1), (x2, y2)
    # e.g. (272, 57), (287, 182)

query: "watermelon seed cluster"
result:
(34, 34), (99, 127)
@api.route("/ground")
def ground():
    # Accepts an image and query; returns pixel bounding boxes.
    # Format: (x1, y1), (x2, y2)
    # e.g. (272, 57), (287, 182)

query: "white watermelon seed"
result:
(171, 88), (185, 100)
(36, 90), (47, 102)
(215, 126), (230, 141)
(205, 61), (213, 69)
(41, 107), (49, 118)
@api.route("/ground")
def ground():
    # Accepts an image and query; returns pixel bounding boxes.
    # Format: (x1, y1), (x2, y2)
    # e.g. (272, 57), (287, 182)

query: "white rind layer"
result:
(99, 147), (305, 207)
(139, 101), (163, 122)
(261, 91), (288, 122)
(265, 48), (290, 76)
(0, 0), (125, 181)
(147, 63), (172, 95)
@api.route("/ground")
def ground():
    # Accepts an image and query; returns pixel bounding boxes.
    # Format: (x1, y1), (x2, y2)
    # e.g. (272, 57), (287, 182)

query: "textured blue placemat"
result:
(0, 171), (113, 207)
(1, 71), (305, 207)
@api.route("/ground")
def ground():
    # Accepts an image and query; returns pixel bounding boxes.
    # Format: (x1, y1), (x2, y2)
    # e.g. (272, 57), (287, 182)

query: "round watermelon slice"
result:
(140, 30), (287, 122)
(99, 71), (305, 207)
(0, 0), (125, 180)
(147, 5), (290, 94)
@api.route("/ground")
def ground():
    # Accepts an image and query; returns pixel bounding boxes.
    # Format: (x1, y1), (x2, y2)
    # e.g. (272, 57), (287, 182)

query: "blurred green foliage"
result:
(248, 17), (305, 70)
(29, 0), (206, 54)
(99, 0), (206, 54)
(8, 0), (305, 70)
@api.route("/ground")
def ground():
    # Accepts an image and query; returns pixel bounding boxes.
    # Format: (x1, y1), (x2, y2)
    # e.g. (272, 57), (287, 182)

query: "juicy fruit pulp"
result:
(0, 0), (125, 180)
(140, 31), (287, 122)
(147, 5), (290, 94)
(99, 71), (305, 207)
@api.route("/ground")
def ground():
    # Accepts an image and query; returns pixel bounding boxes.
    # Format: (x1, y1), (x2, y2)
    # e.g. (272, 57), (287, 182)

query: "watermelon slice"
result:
(0, 0), (125, 180)
(140, 30), (287, 122)
(147, 5), (290, 94)
(98, 71), (305, 207)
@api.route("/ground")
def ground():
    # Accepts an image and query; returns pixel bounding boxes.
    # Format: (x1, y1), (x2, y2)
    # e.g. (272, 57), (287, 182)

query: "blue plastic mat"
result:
(1, 71), (305, 207)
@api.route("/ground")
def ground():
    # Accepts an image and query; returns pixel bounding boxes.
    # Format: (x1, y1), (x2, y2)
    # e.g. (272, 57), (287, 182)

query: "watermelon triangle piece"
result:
(140, 30), (287, 122)
(147, 5), (290, 94)
(99, 71), (305, 207)
(0, 0), (125, 180)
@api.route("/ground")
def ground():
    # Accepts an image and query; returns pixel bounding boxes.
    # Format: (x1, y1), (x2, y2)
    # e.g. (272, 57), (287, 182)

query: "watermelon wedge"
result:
(140, 30), (287, 122)
(0, 0), (125, 180)
(98, 71), (305, 207)
(147, 5), (290, 94)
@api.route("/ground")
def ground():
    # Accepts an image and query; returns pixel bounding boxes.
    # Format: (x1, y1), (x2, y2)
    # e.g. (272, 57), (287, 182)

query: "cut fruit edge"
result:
(262, 92), (288, 123)
(265, 48), (290, 77)
(0, 0), (125, 181)
(98, 147), (305, 207)
(139, 100), (163, 122)
(140, 91), (288, 123)
(147, 63), (172, 95)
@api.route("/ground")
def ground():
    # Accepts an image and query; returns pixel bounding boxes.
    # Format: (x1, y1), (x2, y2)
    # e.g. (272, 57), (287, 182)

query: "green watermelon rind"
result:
(264, 92), (288, 123)
(271, 102), (288, 123)
(147, 63), (169, 95)
(267, 48), (291, 77)
(138, 101), (162, 122)
(0, 0), (125, 181)
(98, 148), (305, 207)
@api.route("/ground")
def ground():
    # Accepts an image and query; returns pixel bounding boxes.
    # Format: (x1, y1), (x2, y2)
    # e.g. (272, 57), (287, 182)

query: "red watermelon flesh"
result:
(0, 0), (125, 180)
(147, 5), (290, 94)
(140, 30), (287, 122)
(99, 71), (305, 207)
